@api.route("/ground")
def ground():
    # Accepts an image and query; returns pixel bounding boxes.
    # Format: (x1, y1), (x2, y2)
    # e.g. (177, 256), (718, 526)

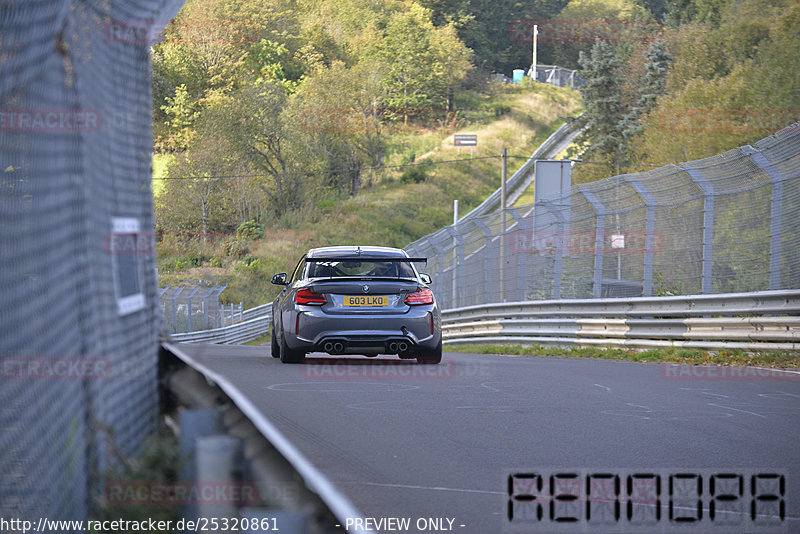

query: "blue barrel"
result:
(512, 69), (525, 83)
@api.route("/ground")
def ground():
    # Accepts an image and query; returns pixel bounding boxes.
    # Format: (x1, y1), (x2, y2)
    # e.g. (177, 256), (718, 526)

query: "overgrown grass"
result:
(445, 343), (800, 369)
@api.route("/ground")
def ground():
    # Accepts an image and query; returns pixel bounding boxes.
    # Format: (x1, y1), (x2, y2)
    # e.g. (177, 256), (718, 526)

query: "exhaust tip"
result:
(333, 342), (344, 353)
(323, 342), (334, 352)
(388, 342), (399, 352)
(398, 341), (409, 353)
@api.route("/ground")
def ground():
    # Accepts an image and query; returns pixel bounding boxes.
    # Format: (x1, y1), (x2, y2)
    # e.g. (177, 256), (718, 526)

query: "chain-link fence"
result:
(1, 0), (184, 528)
(531, 64), (585, 88)
(159, 286), (244, 333)
(406, 122), (800, 310)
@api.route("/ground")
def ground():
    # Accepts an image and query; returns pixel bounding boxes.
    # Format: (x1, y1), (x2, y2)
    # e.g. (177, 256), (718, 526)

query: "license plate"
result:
(343, 295), (389, 307)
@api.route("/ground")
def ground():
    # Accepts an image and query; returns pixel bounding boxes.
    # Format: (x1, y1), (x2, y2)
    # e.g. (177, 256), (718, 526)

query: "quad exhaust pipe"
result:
(387, 340), (410, 354)
(322, 340), (346, 354)
(321, 338), (413, 355)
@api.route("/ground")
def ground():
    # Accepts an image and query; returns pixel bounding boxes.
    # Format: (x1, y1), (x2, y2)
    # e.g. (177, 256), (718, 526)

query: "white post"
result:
(500, 148), (507, 301)
(531, 24), (538, 81)
(452, 200), (459, 308)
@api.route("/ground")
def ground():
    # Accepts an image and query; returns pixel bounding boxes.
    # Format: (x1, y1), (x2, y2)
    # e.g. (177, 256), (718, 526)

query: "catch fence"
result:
(406, 122), (800, 309)
(159, 285), (244, 333)
(1, 0), (184, 529)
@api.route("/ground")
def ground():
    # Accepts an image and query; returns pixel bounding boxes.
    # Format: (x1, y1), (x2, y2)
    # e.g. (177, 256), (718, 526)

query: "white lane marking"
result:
(480, 382), (501, 392)
(752, 366), (800, 376)
(707, 402), (767, 418)
(593, 383), (611, 392)
(759, 390), (800, 399)
(679, 388), (730, 399)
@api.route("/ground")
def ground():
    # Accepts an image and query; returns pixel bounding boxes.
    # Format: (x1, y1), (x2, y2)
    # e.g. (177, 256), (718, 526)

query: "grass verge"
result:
(445, 343), (800, 369)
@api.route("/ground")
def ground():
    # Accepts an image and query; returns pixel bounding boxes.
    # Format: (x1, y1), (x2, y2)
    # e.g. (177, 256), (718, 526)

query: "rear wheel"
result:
(279, 333), (305, 364)
(270, 327), (280, 358)
(416, 340), (442, 364)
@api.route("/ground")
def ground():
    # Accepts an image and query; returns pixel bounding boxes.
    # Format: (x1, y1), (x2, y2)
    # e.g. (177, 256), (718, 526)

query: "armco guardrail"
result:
(442, 290), (800, 350)
(241, 302), (272, 321)
(171, 309), (271, 344)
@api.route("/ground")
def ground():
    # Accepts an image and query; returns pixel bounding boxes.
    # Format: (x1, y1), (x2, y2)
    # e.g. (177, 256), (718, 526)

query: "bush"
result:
(223, 237), (250, 257)
(399, 162), (430, 184)
(158, 253), (210, 272)
(236, 220), (264, 240)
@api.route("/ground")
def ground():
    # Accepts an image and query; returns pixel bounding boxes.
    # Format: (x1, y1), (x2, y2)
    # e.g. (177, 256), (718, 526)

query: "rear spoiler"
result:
(305, 257), (427, 264)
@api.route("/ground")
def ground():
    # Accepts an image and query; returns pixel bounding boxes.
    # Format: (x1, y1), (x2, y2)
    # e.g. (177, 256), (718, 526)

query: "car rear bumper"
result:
(287, 307), (441, 355)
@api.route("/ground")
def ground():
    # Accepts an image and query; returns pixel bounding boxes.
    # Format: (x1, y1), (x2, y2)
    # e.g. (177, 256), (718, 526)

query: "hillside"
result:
(156, 81), (582, 307)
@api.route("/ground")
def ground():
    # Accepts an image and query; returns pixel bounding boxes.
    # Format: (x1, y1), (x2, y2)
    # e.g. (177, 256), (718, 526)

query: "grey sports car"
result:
(270, 246), (442, 364)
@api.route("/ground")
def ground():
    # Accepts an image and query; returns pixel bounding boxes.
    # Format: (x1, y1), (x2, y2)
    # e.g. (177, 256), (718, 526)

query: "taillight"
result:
(296, 288), (326, 305)
(405, 288), (433, 305)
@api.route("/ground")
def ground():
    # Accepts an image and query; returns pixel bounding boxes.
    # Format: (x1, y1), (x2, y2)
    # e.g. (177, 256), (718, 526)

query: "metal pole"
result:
(452, 200), (458, 308)
(501, 148), (507, 301)
(531, 25), (538, 81)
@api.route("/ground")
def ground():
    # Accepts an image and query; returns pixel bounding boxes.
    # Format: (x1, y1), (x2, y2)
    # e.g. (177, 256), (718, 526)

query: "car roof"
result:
(307, 246), (408, 259)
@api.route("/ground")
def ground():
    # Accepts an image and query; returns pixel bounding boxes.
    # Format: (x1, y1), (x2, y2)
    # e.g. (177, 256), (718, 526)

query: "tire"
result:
(416, 340), (442, 364)
(270, 327), (280, 358)
(279, 333), (305, 364)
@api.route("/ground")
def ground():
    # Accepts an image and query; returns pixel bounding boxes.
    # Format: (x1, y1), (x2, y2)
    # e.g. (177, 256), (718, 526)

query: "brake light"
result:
(405, 288), (433, 305)
(296, 288), (326, 305)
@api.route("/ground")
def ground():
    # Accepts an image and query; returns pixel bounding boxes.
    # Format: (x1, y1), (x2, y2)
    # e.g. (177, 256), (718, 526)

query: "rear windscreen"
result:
(308, 260), (416, 278)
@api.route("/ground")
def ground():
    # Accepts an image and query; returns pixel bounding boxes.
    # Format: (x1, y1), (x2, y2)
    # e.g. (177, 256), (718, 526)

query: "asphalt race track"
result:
(175, 343), (800, 534)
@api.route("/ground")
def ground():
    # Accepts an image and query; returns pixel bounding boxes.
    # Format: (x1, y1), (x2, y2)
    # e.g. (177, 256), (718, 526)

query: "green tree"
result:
(156, 127), (235, 239)
(380, 4), (439, 123)
(636, 0), (800, 164)
(291, 61), (387, 197)
(223, 82), (303, 214)
(620, 40), (671, 149)
(160, 84), (199, 152)
(575, 41), (625, 173)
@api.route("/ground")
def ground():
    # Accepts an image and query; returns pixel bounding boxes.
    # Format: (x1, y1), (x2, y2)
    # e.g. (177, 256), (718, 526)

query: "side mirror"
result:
(419, 273), (432, 285)
(271, 273), (288, 286)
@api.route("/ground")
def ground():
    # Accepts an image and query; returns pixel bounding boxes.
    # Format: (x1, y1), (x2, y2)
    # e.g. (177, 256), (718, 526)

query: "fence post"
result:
(539, 200), (567, 299)
(683, 165), (714, 294)
(445, 226), (465, 308)
(185, 286), (202, 333)
(741, 145), (785, 289)
(508, 208), (532, 301)
(624, 175), (656, 296)
(473, 219), (494, 305)
(171, 286), (184, 333)
(578, 189), (606, 297)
